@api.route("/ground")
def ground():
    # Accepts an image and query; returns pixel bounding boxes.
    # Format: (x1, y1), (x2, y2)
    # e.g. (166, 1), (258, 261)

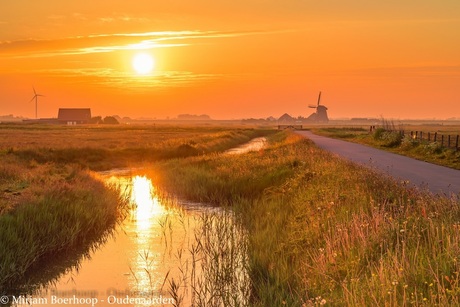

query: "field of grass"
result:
(0, 123), (275, 293)
(2, 123), (460, 305)
(150, 131), (460, 306)
(315, 125), (460, 170)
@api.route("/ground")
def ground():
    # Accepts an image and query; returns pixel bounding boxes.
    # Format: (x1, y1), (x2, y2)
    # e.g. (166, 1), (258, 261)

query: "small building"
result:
(278, 113), (295, 123)
(58, 108), (91, 125)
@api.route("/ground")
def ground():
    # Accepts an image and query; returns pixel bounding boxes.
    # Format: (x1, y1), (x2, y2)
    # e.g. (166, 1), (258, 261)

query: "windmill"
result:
(308, 91), (329, 122)
(29, 87), (45, 119)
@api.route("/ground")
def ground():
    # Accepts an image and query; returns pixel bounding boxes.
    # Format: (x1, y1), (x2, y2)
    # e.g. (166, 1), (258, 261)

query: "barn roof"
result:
(58, 108), (91, 121)
(278, 113), (294, 122)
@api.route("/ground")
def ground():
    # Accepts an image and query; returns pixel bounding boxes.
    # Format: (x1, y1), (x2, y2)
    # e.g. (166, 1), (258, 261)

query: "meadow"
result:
(0, 123), (273, 292)
(151, 130), (460, 306)
(1, 123), (459, 306)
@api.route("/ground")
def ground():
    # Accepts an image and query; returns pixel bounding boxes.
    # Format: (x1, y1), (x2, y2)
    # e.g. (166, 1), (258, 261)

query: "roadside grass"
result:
(151, 131), (460, 305)
(315, 127), (460, 170)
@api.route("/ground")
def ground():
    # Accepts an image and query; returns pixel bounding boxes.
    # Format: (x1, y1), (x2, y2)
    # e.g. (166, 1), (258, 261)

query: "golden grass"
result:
(150, 130), (460, 306)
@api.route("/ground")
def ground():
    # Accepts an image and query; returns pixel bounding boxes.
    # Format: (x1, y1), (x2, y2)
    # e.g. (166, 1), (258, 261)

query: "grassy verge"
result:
(315, 127), (460, 170)
(151, 131), (460, 305)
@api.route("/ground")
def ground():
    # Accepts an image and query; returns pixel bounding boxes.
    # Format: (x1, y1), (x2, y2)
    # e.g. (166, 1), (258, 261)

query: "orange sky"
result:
(1, 1), (459, 120)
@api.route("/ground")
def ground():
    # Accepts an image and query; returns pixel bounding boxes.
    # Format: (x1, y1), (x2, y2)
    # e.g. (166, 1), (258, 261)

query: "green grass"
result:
(1, 125), (274, 170)
(150, 131), (460, 306)
(0, 161), (128, 292)
(0, 124), (276, 292)
(316, 127), (460, 170)
(3, 124), (460, 305)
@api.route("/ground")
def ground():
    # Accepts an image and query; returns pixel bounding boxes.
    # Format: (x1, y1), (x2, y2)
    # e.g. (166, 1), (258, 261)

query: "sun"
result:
(132, 53), (155, 75)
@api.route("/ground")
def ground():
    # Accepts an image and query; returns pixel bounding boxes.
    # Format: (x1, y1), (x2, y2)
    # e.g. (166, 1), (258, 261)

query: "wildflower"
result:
(320, 299), (327, 305)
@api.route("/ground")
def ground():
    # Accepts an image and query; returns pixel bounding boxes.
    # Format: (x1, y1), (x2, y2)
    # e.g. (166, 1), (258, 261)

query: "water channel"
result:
(12, 138), (266, 307)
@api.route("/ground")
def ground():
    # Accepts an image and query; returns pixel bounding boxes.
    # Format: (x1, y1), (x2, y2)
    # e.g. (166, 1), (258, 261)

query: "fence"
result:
(407, 131), (459, 150)
(369, 126), (460, 151)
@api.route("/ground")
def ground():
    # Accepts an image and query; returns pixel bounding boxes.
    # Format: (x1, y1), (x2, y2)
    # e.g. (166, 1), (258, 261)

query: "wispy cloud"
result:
(39, 67), (222, 89)
(0, 29), (279, 58)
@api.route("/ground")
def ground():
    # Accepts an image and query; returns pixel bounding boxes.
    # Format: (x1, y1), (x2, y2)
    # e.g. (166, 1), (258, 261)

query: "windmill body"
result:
(308, 91), (329, 122)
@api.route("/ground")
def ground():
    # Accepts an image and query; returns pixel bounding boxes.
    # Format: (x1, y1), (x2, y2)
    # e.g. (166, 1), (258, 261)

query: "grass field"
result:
(150, 130), (460, 306)
(0, 123), (275, 293)
(1, 123), (459, 305)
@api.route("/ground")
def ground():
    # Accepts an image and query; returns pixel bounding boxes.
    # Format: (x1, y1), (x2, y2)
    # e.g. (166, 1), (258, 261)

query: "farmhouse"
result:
(58, 108), (91, 125)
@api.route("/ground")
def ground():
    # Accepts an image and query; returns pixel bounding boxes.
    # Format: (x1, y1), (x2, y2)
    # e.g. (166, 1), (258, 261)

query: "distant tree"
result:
(89, 116), (103, 124)
(103, 116), (120, 124)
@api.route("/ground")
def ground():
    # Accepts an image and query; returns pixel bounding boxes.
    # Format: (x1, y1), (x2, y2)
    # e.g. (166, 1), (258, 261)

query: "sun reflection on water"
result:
(131, 176), (163, 230)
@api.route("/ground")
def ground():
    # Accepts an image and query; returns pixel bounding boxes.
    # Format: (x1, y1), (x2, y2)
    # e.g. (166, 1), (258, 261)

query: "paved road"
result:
(297, 131), (460, 196)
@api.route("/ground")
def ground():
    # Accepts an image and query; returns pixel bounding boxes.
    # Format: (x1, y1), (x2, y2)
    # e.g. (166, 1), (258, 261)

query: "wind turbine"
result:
(29, 87), (45, 119)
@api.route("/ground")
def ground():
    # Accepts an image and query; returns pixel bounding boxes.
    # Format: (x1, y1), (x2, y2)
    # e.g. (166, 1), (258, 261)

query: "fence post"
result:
(420, 131), (423, 141)
(441, 135), (444, 147)
(448, 135), (451, 148)
(456, 135), (459, 151)
(434, 132), (437, 142)
(428, 132), (431, 141)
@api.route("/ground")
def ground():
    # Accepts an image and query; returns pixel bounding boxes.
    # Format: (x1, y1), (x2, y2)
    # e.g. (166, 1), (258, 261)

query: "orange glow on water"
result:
(131, 175), (162, 230)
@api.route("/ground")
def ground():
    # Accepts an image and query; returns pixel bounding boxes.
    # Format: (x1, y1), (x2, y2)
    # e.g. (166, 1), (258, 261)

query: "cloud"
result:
(0, 29), (280, 58)
(38, 67), (222, 89)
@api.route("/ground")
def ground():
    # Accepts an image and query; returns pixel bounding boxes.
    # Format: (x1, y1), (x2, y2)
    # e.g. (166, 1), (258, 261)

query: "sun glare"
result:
(132, 53), (155, 75)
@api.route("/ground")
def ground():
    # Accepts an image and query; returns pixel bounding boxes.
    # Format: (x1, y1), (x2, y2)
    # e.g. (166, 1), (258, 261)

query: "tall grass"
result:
(0, 125), (275, 291)
(1, 125), (275, 170)
(0, 159), (128, 292)
(151, 131), (460, 305)
(163, 210), (251, 307)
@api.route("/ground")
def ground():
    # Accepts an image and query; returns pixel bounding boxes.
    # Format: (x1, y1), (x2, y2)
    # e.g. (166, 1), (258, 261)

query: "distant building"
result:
(58, 108), (91, 125)
(278, 113), (295, 123)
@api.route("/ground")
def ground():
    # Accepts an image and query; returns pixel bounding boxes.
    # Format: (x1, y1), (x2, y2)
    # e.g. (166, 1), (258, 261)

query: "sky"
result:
(1, 1), (459, 120)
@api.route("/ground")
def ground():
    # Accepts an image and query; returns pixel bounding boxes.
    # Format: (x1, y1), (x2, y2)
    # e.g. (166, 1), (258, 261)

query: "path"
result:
(296, 131), (460, 196)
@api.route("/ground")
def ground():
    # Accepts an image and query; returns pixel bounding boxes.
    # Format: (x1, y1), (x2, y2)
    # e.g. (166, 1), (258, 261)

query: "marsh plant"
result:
(131, 207), (251, 307)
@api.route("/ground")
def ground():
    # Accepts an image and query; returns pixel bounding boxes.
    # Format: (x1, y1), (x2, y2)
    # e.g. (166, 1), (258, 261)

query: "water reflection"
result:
(16, 171), (249, 307)
(131, 176), (163, 230)
(224, 137), (267, 155)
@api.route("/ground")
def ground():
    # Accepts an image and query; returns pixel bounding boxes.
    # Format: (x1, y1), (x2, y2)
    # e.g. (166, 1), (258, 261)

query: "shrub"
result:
(373, 128), (386, 140)
(374, 129), (402, 147)
(381, 131), (403, 147)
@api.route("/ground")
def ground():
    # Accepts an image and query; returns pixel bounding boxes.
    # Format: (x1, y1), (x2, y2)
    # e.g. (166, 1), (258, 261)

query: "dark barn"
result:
(58, 108), (91, 125)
